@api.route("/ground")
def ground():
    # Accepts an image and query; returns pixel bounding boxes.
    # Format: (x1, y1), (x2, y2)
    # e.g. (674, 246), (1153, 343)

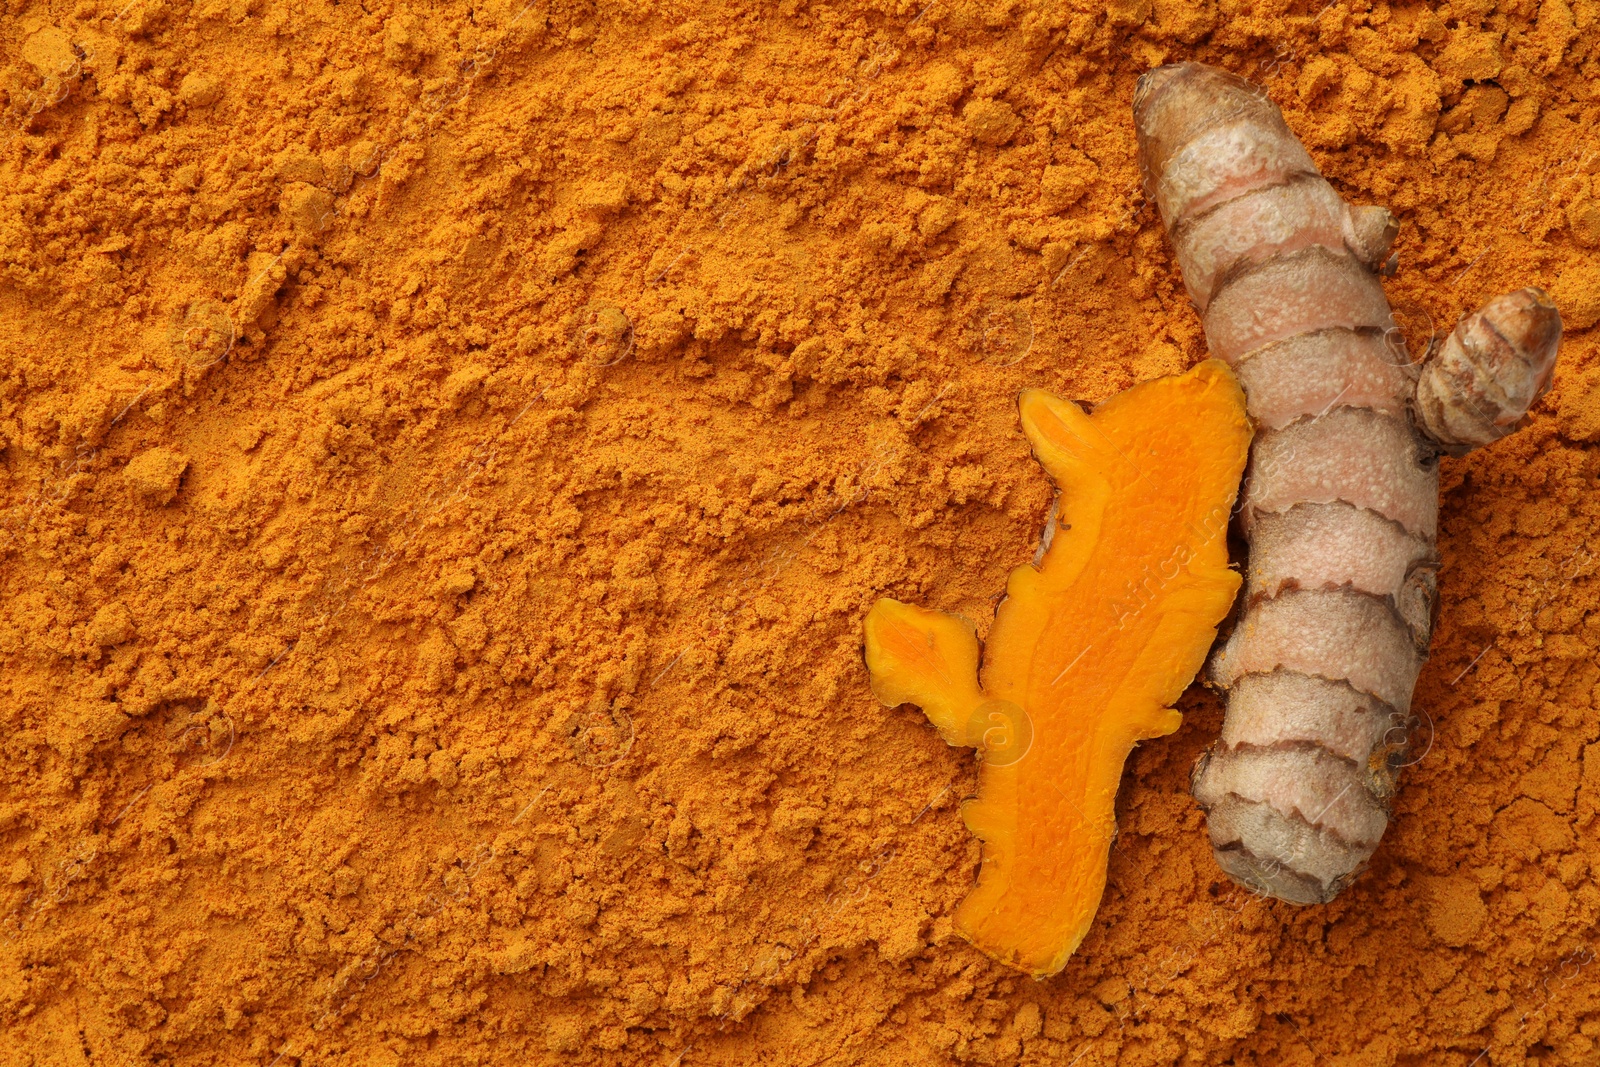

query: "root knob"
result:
(1412, 287), (1563, 454)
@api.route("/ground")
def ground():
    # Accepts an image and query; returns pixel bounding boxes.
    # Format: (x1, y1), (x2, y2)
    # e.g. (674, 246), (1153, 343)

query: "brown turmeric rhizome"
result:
(1137, 62), (1561, 906)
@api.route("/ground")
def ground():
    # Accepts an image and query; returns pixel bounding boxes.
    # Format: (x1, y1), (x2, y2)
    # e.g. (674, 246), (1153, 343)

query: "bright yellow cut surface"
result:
(863, 360), (1251, 977)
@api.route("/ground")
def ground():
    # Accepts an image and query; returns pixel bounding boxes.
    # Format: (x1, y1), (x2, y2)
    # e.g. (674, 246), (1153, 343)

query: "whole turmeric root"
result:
(1134, 63), (1562, 904)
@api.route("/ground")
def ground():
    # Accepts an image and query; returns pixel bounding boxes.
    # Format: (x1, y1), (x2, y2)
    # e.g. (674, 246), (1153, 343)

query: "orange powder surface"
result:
(1, 1), (1599, 1064)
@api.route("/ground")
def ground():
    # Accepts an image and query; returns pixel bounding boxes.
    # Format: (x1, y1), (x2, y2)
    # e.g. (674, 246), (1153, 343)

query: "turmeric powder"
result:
(3, 2), (1599, 1064)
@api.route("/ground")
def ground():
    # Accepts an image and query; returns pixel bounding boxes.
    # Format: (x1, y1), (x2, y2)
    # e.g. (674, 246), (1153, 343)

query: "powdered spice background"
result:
(2, 0), (1599, 1063)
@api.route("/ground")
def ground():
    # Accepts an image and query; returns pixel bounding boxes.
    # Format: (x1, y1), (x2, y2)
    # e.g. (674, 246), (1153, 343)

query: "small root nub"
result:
(1412, 287), (1562, 454)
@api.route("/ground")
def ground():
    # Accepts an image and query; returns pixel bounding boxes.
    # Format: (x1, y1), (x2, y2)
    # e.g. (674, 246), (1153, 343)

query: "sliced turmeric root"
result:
(863, 359), (1251, 977)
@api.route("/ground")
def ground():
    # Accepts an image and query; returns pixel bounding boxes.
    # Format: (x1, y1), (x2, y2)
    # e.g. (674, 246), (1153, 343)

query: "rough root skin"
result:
(1135, 62), (1563, 905)
(1412, 288), (1563, 455)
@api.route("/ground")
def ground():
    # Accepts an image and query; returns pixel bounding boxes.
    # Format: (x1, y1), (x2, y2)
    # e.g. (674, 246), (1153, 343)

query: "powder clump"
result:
(121, 447), (189, 505)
